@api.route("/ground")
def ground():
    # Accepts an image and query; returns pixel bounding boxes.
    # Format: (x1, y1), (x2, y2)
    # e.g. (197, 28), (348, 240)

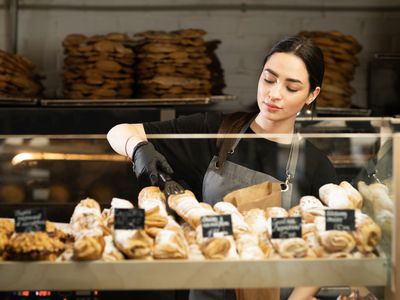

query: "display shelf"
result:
(0, 257), (387, 291)
(0, 96), (39, 106)
(40, 95), (236, 107)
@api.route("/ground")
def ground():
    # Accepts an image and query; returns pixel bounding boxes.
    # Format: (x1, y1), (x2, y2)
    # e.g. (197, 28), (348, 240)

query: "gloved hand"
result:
(132, 141), (174, 186)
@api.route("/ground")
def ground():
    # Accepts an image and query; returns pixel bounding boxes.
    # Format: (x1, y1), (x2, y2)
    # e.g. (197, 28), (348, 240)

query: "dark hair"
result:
(263, 35), (324, 92)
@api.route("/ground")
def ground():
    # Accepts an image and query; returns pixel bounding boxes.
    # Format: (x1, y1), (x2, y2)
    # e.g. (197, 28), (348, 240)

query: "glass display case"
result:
(0, 117), (398, 299)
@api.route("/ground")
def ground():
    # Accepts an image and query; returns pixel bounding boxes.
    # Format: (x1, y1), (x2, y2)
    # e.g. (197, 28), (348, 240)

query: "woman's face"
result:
(257, 52), (318, 123)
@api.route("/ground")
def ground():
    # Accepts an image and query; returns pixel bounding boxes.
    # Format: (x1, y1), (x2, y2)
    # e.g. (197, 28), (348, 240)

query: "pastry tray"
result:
(40, 95), (236, 107)
(0, 257), (387, 291)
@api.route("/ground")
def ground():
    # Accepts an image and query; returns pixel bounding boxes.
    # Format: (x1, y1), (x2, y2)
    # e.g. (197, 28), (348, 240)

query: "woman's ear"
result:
(306, 87), (321, 105)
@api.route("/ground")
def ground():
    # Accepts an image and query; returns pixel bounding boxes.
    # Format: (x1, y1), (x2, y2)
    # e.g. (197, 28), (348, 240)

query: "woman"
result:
(107, 35), (337, 300)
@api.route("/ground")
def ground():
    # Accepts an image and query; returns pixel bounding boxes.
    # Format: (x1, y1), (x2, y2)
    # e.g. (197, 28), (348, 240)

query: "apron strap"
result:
(216, 113), (256, 168)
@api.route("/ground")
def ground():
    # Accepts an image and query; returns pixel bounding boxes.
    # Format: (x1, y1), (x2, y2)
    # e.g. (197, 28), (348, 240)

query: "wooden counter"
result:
(0, 257), (387, 291)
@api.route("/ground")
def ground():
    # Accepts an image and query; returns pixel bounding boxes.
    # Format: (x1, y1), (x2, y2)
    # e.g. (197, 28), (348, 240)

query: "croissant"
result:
(145, 213), (168, 228)
(138, 186), (168, 216)
(168, 190), (216, 228)
(340, 181), (363, 209)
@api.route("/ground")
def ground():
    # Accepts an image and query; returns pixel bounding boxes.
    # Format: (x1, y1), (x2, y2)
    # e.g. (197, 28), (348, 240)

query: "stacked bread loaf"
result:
(135, 29), (212, 98)
(0, 49), (43, 99)
(62, 33), (135, 99)
(299, 31), (362, 108)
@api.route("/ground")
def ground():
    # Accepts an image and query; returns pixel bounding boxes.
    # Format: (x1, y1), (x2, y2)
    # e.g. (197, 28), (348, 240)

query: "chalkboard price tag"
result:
(201, 215), (233, 238)
(14, 208), (47, 233)
(114, 208), (145, 230)
(271, 216), (302, 239)
(325, 209), (355, 231)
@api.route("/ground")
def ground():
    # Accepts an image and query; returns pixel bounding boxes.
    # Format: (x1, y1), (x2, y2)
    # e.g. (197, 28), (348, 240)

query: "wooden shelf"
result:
(40, 95), (236, 107)
(0, 257), (387, 291)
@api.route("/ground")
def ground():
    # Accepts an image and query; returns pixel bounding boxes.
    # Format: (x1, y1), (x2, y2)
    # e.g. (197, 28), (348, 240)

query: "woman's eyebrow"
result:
(264, 68), (303, 84)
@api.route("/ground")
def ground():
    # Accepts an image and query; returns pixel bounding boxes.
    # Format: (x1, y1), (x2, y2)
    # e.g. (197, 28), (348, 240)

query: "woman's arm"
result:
(288, 287), (319, 300)
(107, 123), (147, 158)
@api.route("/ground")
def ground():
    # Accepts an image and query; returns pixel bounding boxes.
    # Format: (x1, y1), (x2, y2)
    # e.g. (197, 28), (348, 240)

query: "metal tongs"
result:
(158, 171), (185, 197)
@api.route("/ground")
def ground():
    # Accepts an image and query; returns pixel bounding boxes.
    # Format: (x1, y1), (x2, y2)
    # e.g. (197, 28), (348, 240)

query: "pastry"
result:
(0, 219), (14, 237)
(340, 181), (363, 209)
(0, 232), (8, 260)
(113, 229), (153, 259)
(318, 230), (356, 253)
(8, 232), (65, 261)
(73, 235), (105, 261)
(302, 223), (325, 257)
(70, 198), (107, 260)
(153, 229), (189, 259)
(168, 190), (216, 228)
(235, 233), (265, 260)
(288, 205), (302, 217)
(353, 211), (381, 254)
(265, 207), (288, 218)
(199, 237), (230, 259)
(319, 183), (355, 209)
(265, 207), (289, 238)
(299, 198), (326, 223)
(272, 238), (308, 258)
(213, 202), (250, 235)
(244, 208), (268, 236)
(102, 235), (124, 261)
(138, 186), (168, 216)
(195, 225), (232, 259)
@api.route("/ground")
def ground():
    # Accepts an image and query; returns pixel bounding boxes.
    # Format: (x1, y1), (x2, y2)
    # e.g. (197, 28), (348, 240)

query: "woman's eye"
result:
(287, 87), (298, 92)
(264, 79), (274, 84)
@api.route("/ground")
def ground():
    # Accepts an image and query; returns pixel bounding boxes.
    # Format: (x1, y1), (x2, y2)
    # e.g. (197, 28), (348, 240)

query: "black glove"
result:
(132, 141), (174, 186)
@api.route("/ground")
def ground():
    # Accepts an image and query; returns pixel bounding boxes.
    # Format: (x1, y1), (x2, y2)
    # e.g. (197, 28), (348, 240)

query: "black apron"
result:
(190, 119), (301, 300)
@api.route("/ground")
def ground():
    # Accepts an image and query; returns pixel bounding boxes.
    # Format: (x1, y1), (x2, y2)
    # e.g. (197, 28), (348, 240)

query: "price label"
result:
(114, 208), (145, 230)
(201, 215), (233, 238)
(271, 217), (302, 239)
(14, 208), (46, 233)
(325, 209), (355, 231)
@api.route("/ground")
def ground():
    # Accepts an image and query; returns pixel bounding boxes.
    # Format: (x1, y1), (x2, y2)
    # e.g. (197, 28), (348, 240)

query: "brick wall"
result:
(1, 0), (400, 108)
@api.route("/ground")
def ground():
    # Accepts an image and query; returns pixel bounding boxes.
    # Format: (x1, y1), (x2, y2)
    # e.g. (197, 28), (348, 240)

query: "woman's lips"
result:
(263, 101), (282, 112)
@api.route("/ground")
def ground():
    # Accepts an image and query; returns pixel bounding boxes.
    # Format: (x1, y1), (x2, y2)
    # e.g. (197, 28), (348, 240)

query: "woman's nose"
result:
(269, 83), (282, 100)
